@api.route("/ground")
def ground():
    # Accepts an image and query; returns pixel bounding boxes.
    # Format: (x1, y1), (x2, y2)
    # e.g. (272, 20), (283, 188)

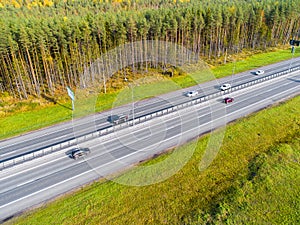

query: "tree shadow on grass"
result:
(41, 94), (72, 110)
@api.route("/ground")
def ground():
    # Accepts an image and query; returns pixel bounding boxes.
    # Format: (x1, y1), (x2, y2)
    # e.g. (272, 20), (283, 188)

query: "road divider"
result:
(1, 66), (299, 170)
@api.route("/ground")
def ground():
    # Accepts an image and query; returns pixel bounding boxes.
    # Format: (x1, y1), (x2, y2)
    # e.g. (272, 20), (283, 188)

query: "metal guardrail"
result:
(1, 66), (299, 170)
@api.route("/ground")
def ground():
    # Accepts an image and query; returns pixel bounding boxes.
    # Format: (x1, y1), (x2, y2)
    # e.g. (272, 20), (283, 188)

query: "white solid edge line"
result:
(1, 75), (298, 181)
(1, 84), (299, 210)
(1, 64), (298, 149)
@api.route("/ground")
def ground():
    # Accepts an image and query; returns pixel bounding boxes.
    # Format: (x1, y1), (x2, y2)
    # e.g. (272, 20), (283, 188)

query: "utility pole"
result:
(125, 77), (135, 126)
(130, 83), (135, 126)
(230, 45), (238, 91)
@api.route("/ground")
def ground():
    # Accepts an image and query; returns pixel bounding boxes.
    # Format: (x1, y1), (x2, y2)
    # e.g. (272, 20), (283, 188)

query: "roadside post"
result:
(67, 86), (75, 110)
(124, 76), (135, 126)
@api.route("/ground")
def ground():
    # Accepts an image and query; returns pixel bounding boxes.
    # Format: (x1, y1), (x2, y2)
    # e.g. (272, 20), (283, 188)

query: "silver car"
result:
(186, 90), (199, 97)
(255, 70), (264, 75)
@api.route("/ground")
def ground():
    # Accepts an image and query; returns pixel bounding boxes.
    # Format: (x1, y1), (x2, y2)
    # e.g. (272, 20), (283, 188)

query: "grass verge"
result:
(207, 138), (300, 224)
(212, 48), (300, 78)
(7, 95), (300, 225)
(1, 46), (299, 139)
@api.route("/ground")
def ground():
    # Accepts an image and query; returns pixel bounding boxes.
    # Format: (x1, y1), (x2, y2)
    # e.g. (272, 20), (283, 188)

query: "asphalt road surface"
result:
(1, 57), (300, 161)
(0, 59), (299, 222)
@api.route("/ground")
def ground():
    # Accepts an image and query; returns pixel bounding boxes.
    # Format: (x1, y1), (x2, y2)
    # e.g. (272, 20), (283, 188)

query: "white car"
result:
(186, 90), (199, 97)
(220, 83), (231, 91)
(255, 70), (264, 75)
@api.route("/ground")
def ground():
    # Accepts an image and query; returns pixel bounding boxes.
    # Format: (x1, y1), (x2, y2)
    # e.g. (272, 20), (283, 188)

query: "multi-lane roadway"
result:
(1, 58), (300, 161)
(0, 57), (299, 222)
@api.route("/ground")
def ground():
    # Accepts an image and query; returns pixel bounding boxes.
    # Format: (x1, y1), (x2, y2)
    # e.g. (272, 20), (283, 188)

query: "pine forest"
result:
(0, 0), (300, 99)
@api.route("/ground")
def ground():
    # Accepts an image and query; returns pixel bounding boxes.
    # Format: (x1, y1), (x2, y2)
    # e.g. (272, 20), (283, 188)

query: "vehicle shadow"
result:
(107, 115), (118, 123)
(107, 115), (113, 123)
(217, 98), (225, 103)
(214, 85), (222, 90)
(287, 77), (300, 82)
(65, 149), (74, 159)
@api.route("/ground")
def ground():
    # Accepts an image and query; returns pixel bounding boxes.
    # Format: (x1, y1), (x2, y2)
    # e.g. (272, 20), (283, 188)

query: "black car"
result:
(108, 114), (128, 125)
(70, 147), (91, 160)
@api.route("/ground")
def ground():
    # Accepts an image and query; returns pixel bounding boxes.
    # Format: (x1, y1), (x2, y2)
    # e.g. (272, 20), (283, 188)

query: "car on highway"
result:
(108, 114), (128, 125)
(224, 97), (234, 104)
(255, 70), (264, 75)
(71, 147), (91, 160)
(186, 90), (199, 97)
(220, 83), (231, 91)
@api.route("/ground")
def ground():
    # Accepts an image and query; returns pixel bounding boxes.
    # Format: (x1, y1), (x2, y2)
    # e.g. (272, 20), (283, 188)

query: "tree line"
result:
(0, 0), (299, 99)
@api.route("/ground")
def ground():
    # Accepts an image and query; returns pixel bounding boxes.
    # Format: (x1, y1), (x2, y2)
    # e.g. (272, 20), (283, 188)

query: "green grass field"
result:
(1, 46), (299, 140)
(8, 94), (300, 225)
(209, 139), (300, 224)
(212, 48), (300, 78)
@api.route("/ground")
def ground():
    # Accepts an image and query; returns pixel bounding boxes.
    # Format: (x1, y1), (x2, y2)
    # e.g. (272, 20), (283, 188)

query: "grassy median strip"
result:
(7, 95), (300, 224)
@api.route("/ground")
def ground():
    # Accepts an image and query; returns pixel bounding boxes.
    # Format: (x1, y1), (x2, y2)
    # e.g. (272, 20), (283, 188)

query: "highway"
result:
(1, 57), (300, 161)
(0, 58), (300, 222)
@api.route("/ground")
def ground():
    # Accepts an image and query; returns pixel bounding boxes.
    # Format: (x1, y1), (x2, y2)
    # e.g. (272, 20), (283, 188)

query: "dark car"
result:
(108, 114), (128, 125)
(224, 97), (234, 104)
(71, 147), (91, 160)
